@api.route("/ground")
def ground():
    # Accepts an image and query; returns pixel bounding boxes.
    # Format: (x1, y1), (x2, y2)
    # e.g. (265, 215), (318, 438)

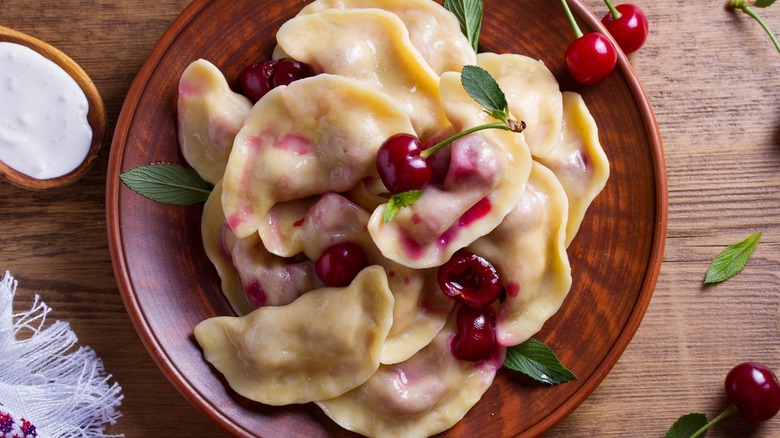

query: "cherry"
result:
(725, 361), (780, 423)
(451, 305), (498, 362)
(239, 60), (277, 103)
(565, 33), (617, 86)
(559, 0), (617, 85)
(238, 58), (315, 103)
(315, 241), (368, 287)
(273, 58), (315, 87)
(376, 133), (433, 194)
(601, 2), (649, 55)
(438, 250), (502, 309)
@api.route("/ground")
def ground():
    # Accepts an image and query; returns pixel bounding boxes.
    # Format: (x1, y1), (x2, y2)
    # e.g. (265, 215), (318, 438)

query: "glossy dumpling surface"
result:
(276, 8), (448, 140)
(537, 91), (610, 246)
(177, 59), (251, 184)
(297, 0), (476, 75)
(470, 162), (572, 346)
(220, 74), (413, 243)
(317, 311), (506, 438)
(261, 192), (453, 364)
(193, 266), (394, 405)
(477, 52), (563, 159)
(368, 71), (532, 269)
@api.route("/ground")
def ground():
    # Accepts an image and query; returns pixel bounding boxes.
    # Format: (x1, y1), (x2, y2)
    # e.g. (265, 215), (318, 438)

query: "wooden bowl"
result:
(107, 0), (666, 436)
(0, 25), (106, 190)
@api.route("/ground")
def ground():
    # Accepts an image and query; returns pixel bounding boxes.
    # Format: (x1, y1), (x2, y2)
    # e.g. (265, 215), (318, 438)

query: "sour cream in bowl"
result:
(0, 25), (106, 190)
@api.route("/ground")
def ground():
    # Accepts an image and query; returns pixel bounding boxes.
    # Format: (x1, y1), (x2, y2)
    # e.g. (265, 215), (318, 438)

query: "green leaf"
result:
(503, 338), (577, 385)
(444, 0), (483, 52)
(704, 232), (762, 284)
(665, 413), (708, 438)
(383, 190), (424, 223)
(119, 163), (213, 205)
(755, 0), (776, 8)
(461, 65), (509, 118)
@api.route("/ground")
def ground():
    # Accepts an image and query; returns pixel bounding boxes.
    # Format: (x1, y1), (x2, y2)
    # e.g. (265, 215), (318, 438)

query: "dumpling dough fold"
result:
(317, 309), (505, 438)
(220, 73), (413, 244)
(193, 266), (395, 405)
(177, 59), (251, 184)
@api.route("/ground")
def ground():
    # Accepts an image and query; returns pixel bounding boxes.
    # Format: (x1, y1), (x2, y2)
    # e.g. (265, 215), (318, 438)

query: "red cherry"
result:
(315, 241), (368, 287)
(565, 32), (617, 85)
(376, 133), (433, 194)
(451, 305), (498, 362)
(273, 58), (315, 87)
(601, 3), (649, 54)
(725, 362), (780, 423)
(438, 250), (502, 309)
(239, 60), (277, 103)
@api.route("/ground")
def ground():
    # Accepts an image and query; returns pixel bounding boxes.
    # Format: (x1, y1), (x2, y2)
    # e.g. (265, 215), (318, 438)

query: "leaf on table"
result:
(704, 232), (762, 284)
(665, 413), (708, 438)
(119, 163), (213, 205)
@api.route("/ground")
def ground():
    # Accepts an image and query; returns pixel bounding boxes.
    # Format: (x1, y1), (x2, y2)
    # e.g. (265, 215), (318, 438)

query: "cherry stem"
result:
(420, 120), (525, 159)
(559, 0), (584, 39)
(688, 404), (738, 438)
(603, 0), (622, 19)
(739, 5), (780, 54)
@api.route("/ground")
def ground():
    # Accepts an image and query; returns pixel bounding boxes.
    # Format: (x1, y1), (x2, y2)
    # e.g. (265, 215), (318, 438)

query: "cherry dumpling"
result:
(177, 59), (252, 184)
(193, 266), (395, 405)
(220, 74), (414, 244)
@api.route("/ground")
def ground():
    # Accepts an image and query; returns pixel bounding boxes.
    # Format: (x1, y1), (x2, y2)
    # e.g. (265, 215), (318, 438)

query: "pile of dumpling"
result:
(177, 0), (609, 436)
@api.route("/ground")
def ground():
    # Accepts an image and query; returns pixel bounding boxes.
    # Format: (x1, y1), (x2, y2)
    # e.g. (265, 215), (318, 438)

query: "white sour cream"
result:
(0, 42), (92, 179)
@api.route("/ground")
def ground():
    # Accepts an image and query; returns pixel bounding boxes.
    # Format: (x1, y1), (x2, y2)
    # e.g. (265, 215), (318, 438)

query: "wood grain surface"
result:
(0, 1), (778, 437)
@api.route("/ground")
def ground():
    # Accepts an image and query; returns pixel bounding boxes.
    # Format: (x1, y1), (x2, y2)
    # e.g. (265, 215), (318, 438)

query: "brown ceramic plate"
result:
(107, 0), (666, 436)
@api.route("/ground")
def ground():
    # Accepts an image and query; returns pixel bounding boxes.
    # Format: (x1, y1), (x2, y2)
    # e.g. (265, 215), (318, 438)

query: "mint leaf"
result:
(444, 0), (483, 52)
(704, 232), (762, 284)
(461, 65), (509, 119)
(383, 190), (424, 223)
(503, 338), (576, 384)
(120, 163), (213, 205)
(665, 413), (708, 438)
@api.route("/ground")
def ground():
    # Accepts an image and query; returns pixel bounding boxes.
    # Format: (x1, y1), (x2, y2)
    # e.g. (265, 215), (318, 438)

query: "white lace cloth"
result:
(0, 271), (123, 438)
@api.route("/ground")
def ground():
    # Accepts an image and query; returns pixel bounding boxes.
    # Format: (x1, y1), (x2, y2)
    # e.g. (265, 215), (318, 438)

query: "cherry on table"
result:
(315, 241), (368, 287)
(451, 305), (498, 362)
(601, 2), (649, 54)
(725, 361), (780, 423)
(376, 133), (433, 194)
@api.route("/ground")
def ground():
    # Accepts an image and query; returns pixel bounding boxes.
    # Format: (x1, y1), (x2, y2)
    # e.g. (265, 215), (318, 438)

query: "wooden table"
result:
(1, 1), (778, 436)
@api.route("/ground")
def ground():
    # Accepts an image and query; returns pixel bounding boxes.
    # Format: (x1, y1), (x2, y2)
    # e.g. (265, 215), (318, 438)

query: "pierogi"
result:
(183, 0), (610, 436)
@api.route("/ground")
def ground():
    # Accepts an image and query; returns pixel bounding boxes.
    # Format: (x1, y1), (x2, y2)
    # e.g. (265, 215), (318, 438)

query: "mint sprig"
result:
(419, 65), (524, 161)
(503, 338), (577, 384)
(383, 66), (524, 222)
(444, 0), (483, 52)
(704, 232), (762, 284)
(383, 190), (424, 223)
(460, 65), (511, 123)
(119, 163), (213, 205)
(728, 0), (780, 54)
